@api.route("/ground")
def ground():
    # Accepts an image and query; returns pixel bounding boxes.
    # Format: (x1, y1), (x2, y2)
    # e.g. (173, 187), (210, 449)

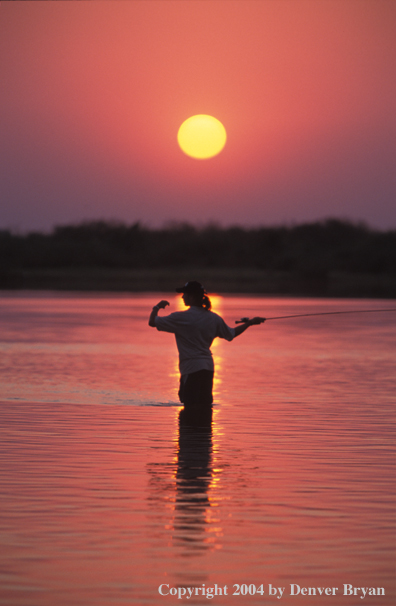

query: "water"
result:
(0, 292), (395, 605)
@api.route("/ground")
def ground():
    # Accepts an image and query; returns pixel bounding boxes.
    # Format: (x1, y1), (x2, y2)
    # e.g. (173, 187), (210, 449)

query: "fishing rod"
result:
(235, 308), (396, 323)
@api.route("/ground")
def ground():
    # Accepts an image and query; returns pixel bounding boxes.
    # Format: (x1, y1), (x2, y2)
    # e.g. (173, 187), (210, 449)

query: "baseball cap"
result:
(175, 281), (205, 295)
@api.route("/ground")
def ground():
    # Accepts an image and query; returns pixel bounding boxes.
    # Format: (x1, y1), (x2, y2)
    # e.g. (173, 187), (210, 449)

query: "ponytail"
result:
(202, 294), (212, 311)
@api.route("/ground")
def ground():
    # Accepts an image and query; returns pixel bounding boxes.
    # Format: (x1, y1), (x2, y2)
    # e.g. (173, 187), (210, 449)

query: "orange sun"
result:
(177, 115), (227, 159)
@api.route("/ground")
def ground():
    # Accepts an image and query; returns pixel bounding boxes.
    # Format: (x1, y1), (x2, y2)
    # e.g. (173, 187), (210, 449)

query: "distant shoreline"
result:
(2, 220), (395, 298)
(1, 268), (395, 299)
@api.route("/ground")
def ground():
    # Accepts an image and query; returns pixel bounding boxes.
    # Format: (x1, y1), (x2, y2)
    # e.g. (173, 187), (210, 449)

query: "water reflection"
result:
(175, 410), (214, 553)
(147, 409), (224, 556)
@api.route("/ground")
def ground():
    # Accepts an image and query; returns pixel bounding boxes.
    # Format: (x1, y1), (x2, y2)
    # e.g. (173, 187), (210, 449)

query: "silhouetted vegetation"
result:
(1, 219), (396, 296)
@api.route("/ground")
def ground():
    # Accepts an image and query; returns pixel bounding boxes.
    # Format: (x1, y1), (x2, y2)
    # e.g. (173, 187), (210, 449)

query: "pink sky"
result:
(1, 0), (395, 231)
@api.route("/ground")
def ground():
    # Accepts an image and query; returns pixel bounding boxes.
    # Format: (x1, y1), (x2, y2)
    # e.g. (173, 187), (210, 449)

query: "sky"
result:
(1, 0), (395, 232)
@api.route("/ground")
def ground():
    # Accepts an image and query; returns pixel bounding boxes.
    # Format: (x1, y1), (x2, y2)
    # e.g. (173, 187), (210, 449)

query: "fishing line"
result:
(235, 308), (396, 323)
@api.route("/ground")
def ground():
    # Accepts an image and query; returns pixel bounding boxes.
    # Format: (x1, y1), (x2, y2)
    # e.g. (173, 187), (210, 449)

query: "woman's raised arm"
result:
(148, 300), (169, 327)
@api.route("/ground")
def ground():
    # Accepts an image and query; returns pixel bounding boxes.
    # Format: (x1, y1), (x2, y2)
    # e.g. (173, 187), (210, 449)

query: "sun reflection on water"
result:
(147, 406), (226, 556)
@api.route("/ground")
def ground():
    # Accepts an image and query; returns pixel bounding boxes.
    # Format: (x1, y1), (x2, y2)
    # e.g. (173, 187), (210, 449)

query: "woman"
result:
(149, 281), (265, 421)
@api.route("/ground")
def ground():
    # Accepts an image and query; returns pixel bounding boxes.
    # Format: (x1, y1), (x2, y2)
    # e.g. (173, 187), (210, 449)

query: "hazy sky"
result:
(1, 0), (395, 232)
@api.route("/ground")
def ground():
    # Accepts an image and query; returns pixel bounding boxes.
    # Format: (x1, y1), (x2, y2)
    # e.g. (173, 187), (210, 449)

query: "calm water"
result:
(0, 292), (395, 606)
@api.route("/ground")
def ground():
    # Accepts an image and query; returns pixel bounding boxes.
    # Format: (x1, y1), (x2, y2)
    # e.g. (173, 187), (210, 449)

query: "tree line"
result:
(1, 219), (395, 275)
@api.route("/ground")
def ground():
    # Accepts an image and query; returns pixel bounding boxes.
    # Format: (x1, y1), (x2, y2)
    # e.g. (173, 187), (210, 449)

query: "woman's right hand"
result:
(249, 316), (266, 325)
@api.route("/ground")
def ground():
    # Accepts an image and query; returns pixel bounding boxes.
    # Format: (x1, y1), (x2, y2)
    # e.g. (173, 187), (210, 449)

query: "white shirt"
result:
(155, 306), (235, 375)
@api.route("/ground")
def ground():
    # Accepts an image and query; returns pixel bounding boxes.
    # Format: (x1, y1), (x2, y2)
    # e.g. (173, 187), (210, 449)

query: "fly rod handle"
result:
(235, 317), (266, 324)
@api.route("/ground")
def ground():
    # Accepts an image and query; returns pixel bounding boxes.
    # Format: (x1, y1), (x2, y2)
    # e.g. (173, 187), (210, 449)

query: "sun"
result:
(177, 115), (227, 159)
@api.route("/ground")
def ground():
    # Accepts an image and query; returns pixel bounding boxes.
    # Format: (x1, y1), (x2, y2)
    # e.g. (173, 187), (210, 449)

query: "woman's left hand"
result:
(156, 300), (170, 309)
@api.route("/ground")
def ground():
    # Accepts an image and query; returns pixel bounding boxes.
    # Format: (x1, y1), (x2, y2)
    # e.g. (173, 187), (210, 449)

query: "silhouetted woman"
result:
(149, 281), (265, 424)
